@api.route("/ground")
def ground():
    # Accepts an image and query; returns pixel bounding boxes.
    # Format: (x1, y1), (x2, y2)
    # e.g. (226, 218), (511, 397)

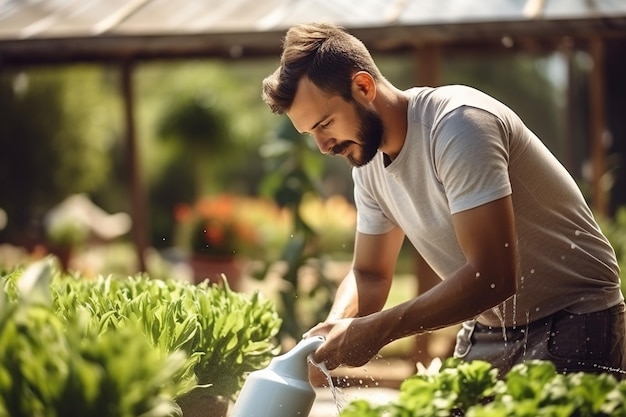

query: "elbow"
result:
(501, 274), (518, 299)
(480, 249), (519, 301)
(475, 263), (518, 305)
(491, 266), (518, 302)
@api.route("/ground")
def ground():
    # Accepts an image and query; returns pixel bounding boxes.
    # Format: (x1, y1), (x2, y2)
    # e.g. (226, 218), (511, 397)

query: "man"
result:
(262, 22), (625, 377)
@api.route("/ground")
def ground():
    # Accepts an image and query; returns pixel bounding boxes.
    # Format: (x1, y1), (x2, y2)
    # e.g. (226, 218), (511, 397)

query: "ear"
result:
(351, 71), (376, 104)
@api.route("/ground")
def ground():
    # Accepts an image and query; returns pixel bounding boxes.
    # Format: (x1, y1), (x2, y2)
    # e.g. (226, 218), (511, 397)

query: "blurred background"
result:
(1, 0), (625, 367)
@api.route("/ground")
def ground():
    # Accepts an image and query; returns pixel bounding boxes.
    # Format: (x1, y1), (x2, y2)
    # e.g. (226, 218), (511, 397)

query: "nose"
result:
(312, 132), (335, 155)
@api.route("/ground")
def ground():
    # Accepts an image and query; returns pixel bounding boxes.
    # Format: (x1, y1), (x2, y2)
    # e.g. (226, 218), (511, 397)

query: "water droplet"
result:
(575, 230), (581, 236)
(530, 269), (535, 274)
(504, 242), (509, 247)
(475, 272), (481, 278)
(570, 243), (576, 249)
(490, 283), (496, 288)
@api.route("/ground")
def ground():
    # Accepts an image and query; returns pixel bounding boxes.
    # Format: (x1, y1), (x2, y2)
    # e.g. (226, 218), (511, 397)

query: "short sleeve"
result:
(432, 106), (512, 214)
(352, 168), (396, 235)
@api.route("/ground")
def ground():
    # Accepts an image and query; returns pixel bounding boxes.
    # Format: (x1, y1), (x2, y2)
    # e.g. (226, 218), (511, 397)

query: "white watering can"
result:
(230, 336), (325, 417)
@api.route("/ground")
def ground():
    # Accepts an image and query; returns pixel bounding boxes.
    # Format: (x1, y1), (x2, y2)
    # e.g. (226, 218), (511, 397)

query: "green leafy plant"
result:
(340, 357), (626, 417)
(257, 118), (338, 341)
(45, 217), (89, 249)
(0, 259), (188, 417)
(597, 206), (626, 293)
(48, 270), (282, 401)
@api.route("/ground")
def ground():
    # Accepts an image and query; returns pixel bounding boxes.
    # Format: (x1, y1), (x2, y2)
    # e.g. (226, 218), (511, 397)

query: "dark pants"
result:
(454, 302), (626, 378)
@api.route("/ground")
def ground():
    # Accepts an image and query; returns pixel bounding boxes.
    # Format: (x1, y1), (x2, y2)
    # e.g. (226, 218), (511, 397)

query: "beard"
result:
(331, 101), (384, 167)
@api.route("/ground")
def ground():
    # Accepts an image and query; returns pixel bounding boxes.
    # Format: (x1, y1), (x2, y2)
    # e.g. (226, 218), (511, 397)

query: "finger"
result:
(311, 345), (327, 368)
(302, 322), (328, 339)
(313, 344), (342, 370)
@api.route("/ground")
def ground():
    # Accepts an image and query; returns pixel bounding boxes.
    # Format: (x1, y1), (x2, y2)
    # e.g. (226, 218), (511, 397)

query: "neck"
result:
(375, 82), (409, 161)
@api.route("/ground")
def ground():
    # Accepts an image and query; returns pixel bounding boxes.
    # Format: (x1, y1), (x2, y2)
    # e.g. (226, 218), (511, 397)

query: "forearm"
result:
(327, 268), (392, 321)
(374, 261), (517, 344)
(375, 195), (520, 343)
(327, 228), (404, 321)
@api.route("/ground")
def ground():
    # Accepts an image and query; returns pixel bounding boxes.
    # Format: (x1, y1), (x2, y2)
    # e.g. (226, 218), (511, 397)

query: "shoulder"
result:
(409, 85), (512, 123)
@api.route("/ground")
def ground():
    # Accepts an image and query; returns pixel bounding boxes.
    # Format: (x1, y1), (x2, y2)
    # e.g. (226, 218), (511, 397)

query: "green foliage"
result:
(340, 358), (626, 417)
(0, 258), (187, 417)
(596, 206), (626, 291)
(45, 217), (90, 248)
(142, 60), (280, 247)
(0, 67), (118, 240)
(158, 93), (229, 150)
(49, 273), (282, 400)
(257, 118), (337, 340)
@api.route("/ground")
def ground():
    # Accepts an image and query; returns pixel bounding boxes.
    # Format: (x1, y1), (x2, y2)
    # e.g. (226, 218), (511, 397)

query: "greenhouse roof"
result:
(1, 0), (625, 64)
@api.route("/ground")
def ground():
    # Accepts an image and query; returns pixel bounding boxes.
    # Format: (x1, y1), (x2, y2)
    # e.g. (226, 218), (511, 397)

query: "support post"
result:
(121, 60), (148, 271)
(588, 37), (608, 216)
(412, 44), (444, 366)
(416, 44), (442, 87)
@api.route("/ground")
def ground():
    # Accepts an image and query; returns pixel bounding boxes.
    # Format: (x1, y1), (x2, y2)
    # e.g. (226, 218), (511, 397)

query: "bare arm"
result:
(312, 195), (519, 369)
(326, 226), (406, 320)
(414, 250), (441, 295)
(378, 195), (519, 337)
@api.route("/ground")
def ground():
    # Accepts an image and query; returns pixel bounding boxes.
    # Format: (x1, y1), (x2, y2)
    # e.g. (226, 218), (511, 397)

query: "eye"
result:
(320, 120), (332, 129)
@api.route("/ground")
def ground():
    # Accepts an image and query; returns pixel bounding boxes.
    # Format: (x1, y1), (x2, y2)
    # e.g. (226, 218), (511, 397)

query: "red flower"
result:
(175, 194), (260, 257)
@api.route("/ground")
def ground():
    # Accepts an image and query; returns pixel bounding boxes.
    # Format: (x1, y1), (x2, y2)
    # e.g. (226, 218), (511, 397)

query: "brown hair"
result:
(262, 22), (382, 114)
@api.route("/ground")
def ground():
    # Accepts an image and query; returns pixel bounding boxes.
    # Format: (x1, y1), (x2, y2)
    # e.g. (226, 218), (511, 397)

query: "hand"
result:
(307, 316), (385, 370)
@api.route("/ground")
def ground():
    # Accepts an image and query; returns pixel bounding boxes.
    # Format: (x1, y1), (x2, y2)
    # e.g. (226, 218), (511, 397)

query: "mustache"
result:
(330, 142), (352, 155)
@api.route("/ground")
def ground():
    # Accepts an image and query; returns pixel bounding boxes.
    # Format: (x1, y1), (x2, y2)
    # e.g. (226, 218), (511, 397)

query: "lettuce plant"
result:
(340, 357), (626, 417)
(47, 266), (282, 400)
(0, 259), (188, 417)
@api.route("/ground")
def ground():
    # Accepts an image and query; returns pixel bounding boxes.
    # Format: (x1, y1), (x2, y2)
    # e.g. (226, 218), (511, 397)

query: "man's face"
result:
(287, 77), (384, 167)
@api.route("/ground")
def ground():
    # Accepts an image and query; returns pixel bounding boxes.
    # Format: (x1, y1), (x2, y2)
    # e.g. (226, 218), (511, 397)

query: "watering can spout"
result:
(230, 336), (326, 417)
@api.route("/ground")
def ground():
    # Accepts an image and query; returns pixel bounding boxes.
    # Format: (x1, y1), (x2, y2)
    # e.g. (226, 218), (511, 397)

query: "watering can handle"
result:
(269, 336), (325, 378)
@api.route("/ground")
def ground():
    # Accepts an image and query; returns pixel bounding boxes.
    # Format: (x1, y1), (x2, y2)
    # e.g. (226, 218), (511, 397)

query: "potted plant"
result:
(43, 215), (89, 271)
(174, 193), (278, 288)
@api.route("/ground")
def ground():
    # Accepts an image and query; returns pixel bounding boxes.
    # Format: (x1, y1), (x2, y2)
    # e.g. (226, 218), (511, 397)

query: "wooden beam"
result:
(562, 37), (578, 177)
(416, 44), (441, 87)
(588, 36), (608, 215)
(120, 60), (148, 271)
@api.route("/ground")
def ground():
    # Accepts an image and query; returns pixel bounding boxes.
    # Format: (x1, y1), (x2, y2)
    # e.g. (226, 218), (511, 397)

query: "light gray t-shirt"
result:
(353, 85), (622, 327)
